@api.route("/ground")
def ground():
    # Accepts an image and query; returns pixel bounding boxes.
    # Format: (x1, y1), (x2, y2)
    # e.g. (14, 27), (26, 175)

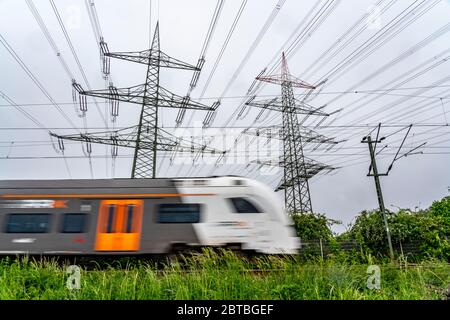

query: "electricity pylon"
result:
(53, 23), (216, 178)
(245, 53), (336, 214)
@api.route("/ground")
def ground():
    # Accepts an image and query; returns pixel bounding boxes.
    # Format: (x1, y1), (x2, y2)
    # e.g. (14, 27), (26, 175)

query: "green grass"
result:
(0, 249), (448, 300)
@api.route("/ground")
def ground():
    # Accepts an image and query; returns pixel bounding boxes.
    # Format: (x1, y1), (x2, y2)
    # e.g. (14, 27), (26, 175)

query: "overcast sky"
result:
(0, 0), (449, 233)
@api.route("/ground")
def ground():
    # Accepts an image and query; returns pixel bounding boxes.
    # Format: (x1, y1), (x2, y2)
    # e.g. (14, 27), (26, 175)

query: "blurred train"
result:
(0, 176), (300, 255)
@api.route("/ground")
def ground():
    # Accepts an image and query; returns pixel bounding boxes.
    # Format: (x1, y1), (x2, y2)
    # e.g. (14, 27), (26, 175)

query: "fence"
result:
(298, 239), (424, 258)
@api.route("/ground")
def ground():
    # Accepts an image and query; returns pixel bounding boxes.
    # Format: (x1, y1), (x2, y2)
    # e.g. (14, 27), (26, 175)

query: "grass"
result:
(0, 249), (448, 300)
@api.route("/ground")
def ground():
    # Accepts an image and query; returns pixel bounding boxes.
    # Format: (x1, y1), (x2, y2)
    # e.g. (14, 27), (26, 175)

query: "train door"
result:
(227, 196), (273, 250)
(95, 199), (143, 251)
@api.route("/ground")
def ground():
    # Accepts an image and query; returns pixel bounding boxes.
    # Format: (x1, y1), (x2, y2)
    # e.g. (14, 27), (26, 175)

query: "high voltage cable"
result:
(161, 0), (286, 175)
(0, 123), (447, 131)
(85, 0), (116, 178)
(301, 0), (395, 79)
(191, 0), (342, 177)
(1, 85), (449, 108)
(0, 33), (79, 130)
(319, 22), (450, 109)
(302, 0), (443, 131)
(49, 0), (107, 127)
(176, 0), (248, 176)
(331, 51), (450, 123)
(307, 45), (450, 153)
(2, 151), (449, 161)
(197, 0), (248, 100)
(219, 0), (341, 130)
(309, 89), (450, 161)
(49, 0), (101, 179)
(0, 88), (71, 178)
(173, 0), (225, 127)
(160, 0), (225, 175)
(25, 0), (74, 80)
(219, 0), (286, 99)
(0, 90), (47, 129)
(314, 0), (435, 85)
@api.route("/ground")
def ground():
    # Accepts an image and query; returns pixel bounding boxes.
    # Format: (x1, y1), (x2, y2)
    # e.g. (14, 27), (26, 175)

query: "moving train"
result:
(0, 176), (300, 255)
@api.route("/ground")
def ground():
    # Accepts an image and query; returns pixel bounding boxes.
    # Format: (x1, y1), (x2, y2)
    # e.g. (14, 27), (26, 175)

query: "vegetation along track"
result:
(0, 249), (449, 300)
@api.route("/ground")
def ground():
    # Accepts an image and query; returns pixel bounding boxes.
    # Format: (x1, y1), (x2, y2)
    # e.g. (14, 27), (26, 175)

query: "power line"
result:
(197, 0), (248, 100)
(1, 85), (449, 108)
(0, 33), (79, 129)
(49, 0), (107, 127)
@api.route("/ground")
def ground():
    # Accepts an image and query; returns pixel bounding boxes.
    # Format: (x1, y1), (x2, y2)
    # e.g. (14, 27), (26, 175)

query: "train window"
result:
(5, 214), (51, 233)
(228, 197), (261, 214)
(157, 204), (201, 223)
(125, 205), (135, 233)
(61, 213), (87, 233)
(106, 205), (116, 233)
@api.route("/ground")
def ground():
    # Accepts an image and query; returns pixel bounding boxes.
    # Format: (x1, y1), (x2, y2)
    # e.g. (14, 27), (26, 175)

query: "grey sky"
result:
(0, 0), (449, 233)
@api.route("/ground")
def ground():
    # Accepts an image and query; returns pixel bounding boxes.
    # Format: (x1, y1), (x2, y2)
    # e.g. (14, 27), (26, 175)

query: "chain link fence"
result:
(298, 239), (424, 258)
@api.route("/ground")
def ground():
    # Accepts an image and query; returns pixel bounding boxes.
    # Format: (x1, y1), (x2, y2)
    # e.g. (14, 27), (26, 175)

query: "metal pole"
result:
(367, 136), (395, 259)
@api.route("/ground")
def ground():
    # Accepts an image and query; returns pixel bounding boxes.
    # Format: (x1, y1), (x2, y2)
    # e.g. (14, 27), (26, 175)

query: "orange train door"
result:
(95, 199), (143, 251)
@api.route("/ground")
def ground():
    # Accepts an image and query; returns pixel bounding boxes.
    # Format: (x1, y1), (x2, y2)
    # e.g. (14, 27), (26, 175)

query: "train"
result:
(0, 176), (300, 256)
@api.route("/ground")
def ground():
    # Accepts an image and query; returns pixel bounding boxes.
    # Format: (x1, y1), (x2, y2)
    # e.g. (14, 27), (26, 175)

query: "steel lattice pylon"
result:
(246, 53), (336, 214)
(52, 23), (216, 178)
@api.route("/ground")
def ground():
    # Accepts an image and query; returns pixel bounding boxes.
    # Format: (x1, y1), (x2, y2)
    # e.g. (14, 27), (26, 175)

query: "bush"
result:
(342, 207), (450, 261)
(290, 212), (340, 241)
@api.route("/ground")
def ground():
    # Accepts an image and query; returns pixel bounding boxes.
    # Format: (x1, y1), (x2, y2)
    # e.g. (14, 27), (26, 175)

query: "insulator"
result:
(248, 68), (266, 94)
(244, 95), (256, 106)
(80, 95), (88, 113)
(81, 136), (92, 157)
(85, 138), (92, 154)
(196, 57), (205, 71)
(72, 85), (77, 103)
(211, 100), (221, 111)
(255, 109), (266, 122)
(312, 143), (322, 152)
(176, 95), (190, 125)
(325, 144), (336, 152)
(314, 116), (328, 128)
(111, 134), (118, 158)
(190, 71), (201, 90)
(109, 85), (119, 119)
(175, 109), (186, 126)
(50, 133), (64, 154)
(72, 80), (84, 94)
(100, 40), (110, 76)
(299, 114), (311, 126)
(57, 137), (65, 152)
(181, 95), (190, 106)
(238, 105), (251, 120)
(203, 109), (216, 128)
